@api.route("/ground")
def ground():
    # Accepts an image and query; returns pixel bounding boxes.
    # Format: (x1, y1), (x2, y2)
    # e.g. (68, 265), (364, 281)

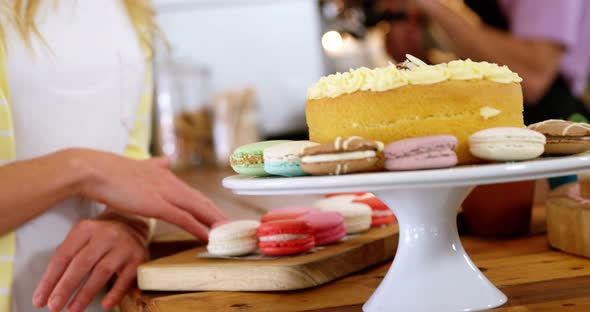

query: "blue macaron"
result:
(263, 141), (319, 177)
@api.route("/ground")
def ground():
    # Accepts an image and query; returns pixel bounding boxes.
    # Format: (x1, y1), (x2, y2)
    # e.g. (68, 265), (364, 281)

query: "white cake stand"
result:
(223, 155), (590, 312)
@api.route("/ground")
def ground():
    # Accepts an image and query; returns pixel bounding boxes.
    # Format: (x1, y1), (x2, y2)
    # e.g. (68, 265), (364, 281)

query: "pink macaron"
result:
(384, 135), (458, 171)
(297, 211), (346, 245)
(261, 206), (320, 223)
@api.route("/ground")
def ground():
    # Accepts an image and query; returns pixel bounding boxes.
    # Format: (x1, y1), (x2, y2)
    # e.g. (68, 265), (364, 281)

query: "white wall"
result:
(155, 0), (325, 136)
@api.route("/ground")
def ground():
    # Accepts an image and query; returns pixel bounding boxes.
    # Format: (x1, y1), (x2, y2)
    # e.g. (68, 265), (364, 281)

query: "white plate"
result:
(223, 155), (590, 195)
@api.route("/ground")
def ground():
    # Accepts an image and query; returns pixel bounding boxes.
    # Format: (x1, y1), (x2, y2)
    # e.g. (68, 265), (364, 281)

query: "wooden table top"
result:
(121, 168), (590, 312)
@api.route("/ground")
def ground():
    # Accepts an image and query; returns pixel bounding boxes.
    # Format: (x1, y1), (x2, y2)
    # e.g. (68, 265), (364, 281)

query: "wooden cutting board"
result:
(138, 224), (398, 292)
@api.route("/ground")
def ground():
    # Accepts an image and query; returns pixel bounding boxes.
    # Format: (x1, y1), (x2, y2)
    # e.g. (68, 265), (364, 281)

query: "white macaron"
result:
(313, 195), (372, 234)
(469, 127), (546, 161)
(207, 220), (260, 256)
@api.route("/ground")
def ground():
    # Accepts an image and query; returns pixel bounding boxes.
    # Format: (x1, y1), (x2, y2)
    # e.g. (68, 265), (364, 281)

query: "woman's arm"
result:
(0, 148), (227, 240)
(416, 0), (564, 103)
(0, 149), (87, 234)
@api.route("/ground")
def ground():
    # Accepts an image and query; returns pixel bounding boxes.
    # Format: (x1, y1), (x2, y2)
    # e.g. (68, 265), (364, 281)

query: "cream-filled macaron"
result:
(263, 141), (319, 176)
(469, 127), (545, 161)
(301, 137), (383, 175)
(313, 195), (372, 234)
(528, 119), (590, 155)
(207, 220), (260, 256)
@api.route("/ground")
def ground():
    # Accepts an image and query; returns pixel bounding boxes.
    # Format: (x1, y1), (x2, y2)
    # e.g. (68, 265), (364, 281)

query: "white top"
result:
(4, 1), (144, 311)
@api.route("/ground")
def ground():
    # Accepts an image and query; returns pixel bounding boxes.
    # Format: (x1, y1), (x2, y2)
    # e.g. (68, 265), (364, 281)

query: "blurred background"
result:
(151, 0), (590, 171)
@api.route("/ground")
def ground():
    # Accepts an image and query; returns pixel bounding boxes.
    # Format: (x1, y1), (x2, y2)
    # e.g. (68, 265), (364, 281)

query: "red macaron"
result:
(353, 193), (396, 226)
(257, 220), (315, 256)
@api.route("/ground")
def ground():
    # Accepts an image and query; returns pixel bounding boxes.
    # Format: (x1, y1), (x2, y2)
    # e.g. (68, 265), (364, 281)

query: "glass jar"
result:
(153, 57), (215, 170)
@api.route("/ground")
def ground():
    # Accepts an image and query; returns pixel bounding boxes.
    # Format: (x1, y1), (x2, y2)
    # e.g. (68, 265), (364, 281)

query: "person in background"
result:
(0, 1), (227, 312)
(381, 0), (590, 125)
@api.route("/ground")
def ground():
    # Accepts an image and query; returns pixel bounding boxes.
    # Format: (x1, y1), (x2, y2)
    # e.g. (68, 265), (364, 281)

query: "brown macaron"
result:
(528, 119), (590, 155)
(300, 136), (383, 175)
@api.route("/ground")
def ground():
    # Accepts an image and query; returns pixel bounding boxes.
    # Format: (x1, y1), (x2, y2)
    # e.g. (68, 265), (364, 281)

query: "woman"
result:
(0, 1), (227, 311)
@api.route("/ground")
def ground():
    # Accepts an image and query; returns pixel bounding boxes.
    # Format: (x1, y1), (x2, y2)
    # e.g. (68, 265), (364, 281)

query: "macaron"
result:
(263, 141), (320, 176)
(297, 211), (346, 245)
(257, 220), (315, 256)
(301, 136), (384, 175)
(207, 220), (260, 256)
(528, 119), (590, 155)
(353, 193), (396, 226)
(211, 220), (231, 229)
(313, 195), (372, 234)
(229, 140), (291, 176)
(384, 135), (458, 171)
(469, 127), (546, 161)
(260, 206), (320, 223)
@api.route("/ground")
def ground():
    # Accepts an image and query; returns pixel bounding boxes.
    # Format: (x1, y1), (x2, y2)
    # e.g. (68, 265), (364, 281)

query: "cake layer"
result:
(306, 80), (524, 164)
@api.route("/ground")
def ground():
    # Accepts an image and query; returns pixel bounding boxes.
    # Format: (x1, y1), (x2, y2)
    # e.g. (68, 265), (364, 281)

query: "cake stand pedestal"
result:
(223, 155), (590, 312)
(365, 186), (504, 311)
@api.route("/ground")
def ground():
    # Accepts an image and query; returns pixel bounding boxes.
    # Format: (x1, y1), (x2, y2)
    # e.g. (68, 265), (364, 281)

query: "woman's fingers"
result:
(186, 189), (229, 224)
(147, 156), (170, 169)
(143, 159), (227, 227)
(46, 234), (113, 311)
(67, 250), (129, 312)
(156, 201), (210, 241)
(33, 223), (91, 308)
(34, 218), (148, 312)
(102, 262), (139, 310)
(174, 191), (227, 227)
(162, 175), (228, 226)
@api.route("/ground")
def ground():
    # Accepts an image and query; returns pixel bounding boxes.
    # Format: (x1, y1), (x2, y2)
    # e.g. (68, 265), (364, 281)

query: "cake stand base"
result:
(224, 156), (590, 311)
(363, 186), (507, 312)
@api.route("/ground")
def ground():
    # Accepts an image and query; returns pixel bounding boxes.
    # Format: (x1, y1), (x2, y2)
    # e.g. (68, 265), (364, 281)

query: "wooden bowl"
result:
(546, 182), (590, 258)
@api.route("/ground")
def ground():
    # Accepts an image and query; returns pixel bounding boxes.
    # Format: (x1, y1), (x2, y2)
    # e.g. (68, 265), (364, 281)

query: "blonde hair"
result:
(0, 0), (161, 55)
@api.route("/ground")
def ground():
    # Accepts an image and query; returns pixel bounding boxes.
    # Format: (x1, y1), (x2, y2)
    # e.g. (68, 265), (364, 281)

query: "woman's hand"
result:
(67, 148), (228, 241)
(32, 218), (148, 312)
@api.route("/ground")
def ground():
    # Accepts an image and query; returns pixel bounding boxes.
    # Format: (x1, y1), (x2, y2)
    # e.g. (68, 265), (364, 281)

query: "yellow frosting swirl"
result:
(306, 55), (522, 100)
(403, 64), (450, 85)
(475, 61), (523, 83)
(371, 65), (408, 91)
(447, 59), (484, 80)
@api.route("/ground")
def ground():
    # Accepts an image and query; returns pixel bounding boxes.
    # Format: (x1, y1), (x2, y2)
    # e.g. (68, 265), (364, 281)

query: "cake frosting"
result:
(480, 106), (503, 120)
(307, 55), (523, 100)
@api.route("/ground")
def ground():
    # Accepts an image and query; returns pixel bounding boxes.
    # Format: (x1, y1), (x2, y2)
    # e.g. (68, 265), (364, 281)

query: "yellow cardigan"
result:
(0, 34), (154, 311)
